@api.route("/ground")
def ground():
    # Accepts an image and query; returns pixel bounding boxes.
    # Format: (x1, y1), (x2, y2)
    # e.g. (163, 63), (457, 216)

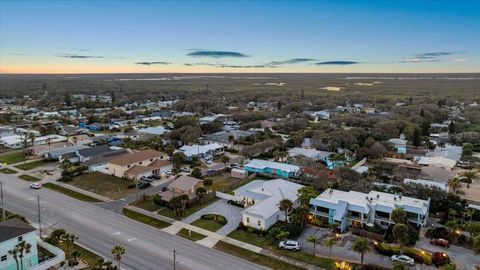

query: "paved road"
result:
(416, 238), (480, 270)
(1, 173), (265, 270)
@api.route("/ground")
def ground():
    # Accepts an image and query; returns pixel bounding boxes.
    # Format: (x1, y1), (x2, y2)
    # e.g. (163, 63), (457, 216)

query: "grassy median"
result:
(15, 160), (53, 170)
(18, 174), (40, 182)
(122, 208), (171, 229)
(176, 228), (207, 241)
(214, 241), (304, 270)
(43, 183), (102, 202)
(0, 152), (26, 165)
(0, 167), (17, 174)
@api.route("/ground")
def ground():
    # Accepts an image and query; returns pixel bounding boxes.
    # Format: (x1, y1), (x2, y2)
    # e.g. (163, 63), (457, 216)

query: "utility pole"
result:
(37, 195), (42, 238)
(1, 181), (5, 221)
(173, 250), (177, 270)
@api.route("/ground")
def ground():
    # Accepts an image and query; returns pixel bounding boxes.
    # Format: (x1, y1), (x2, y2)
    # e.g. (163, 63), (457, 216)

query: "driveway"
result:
(183, 199), (243, 235)
(297, 226), (436, 269)
(416, 237), (480, 270)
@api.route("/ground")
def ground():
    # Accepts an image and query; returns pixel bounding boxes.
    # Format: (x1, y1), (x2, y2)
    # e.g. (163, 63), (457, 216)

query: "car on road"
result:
(151, 174), (161, 180)
(161, 186), (169, 192)
(430, 238), (450, 248)
(391, 255), (415, 266)
(206, 169), (216, 174)
(180, 167), (191, 173)
(137, 182), (151, 189)
(30, 183), (42, 189)
(278, 240), (300, 251)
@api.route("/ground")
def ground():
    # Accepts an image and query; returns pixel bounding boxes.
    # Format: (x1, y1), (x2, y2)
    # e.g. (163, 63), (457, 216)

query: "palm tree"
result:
(28, 132), (36, 156)
(352, 237), (370, 270)
(220, 155), (230, 169)
(16, 240), (31, 270)
(449, 177), (461, 193)
(278, 199), (293, 229)
(391, 208), (407, 224)
(462, 170), (478, 188)
(307, 235), (317, 256)
(61, 233), (78, 259)
(393, 224), (409, 254)
(196, 187), (207, 205)
(111, 245), (126, 270)
(8, 247), (20, 270)
(323, 237), (338, 258)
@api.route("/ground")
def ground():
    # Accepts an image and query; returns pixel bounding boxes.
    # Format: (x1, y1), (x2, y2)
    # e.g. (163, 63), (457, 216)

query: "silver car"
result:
(279, 240), (300, 251)
(391, 255), (415, 266)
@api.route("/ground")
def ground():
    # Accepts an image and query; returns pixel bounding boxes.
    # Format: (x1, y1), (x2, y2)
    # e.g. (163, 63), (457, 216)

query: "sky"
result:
(1, 0), (479, 74)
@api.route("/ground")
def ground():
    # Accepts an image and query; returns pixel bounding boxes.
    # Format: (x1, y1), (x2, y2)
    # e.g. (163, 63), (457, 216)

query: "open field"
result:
(68, 172), (136, 199)
(43, 183), (102, 202)
(15, 160), (53, 170)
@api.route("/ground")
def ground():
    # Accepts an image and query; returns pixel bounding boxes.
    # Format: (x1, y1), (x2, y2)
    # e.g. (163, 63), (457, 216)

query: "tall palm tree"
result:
(111, 245), (126, 270)
(307, 235), (317, 256)
(449, 177), (461, 194)
(352, 237), (370, 270)
(8, 247), (20, 270)
(61, 233), (78, 259)
(323, 237), (338, 258)
(277, 198), (293, 229)
(28, 132), (36, 156)
(462, 170), (478, 188)
(16, 240), (31, 270)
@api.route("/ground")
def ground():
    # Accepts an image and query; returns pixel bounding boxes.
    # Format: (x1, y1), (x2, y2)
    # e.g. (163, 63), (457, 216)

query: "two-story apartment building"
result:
(107, 149), (168, 179)
(309, 189), (430, 232)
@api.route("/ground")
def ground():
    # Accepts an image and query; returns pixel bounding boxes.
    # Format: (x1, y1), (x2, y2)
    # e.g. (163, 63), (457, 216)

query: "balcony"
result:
(346, 213), (367, 222)
(310, 207), (330, 218)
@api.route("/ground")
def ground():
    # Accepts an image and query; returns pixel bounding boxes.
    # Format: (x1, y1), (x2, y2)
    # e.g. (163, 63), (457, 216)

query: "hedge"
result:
(374, 243), (432, 265)
(201, 214), (227, 225)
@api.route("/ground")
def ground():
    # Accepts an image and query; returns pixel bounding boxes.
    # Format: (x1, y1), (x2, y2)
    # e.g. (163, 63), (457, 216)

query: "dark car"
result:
(206, 169), (216, 174)
(151, 174), (161, 180)
(137, 182), (151, 189)
(161, 186), (169, 192)
(430, 238), (450, 248)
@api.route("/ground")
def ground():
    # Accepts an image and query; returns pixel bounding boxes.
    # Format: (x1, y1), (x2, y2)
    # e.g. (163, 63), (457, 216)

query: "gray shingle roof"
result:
(0, 218), (36, 242)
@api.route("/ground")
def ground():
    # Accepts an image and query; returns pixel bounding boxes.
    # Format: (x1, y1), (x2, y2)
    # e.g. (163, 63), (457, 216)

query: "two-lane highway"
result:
(1, 173), (264, 270)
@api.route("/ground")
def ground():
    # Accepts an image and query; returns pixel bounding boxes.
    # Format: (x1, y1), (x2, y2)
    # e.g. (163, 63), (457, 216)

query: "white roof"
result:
(425, 145), (462, 162)
(137, 126), (168, 135)
(178, 143), (222, 157)
(238, 179), (304, 219)
(287, 147), (331, 160)
(244, 159), (300, 173)
(404, 178), (448, 191)
(417, 156), (456, 169)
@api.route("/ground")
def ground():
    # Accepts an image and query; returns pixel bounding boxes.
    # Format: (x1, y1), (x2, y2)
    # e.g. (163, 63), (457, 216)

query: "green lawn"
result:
(122, 208), (170, 229)
(191, 217), (225, 232)
(228, 228), (336, 270)
(157, 197), (219, 220)
(131, 197), (163, 212)
(15, 160), (53, 170)
(0, 152), (26, 165)
(0, 167), (17, 174)
(43, 183), (102, 202)
(18, 174), (41, 182)
(176, 228), (207, 241)
(69, 172), (136, 199)
(56, 242), (103, 268)
(214, 241), (305, 270)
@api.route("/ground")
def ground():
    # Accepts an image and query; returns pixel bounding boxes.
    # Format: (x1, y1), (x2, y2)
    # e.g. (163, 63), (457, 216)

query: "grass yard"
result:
(214, 241), (304, 270)
(18, 174), (40, 182)
(14, 160), (53, 170)
(0, 151), (26, 165)
(0, 167), (17, 174)
(191, 216), (225, 232)
(56, 242), (103, 268)
(69, 172), (136, 199)
(131, 197), (163, 212)
(43, 183), (102, 202)
(122, 208), (170, 229)
(228, 229), (271, 248)
(176, 228), (207, 241)
(157, 196), (219, 220)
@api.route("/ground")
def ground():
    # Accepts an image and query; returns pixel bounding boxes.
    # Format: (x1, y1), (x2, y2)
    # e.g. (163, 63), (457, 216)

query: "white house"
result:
(234, 179), (304, 230)
(176, 143), (223, 161)
(310, 189), (430, 232)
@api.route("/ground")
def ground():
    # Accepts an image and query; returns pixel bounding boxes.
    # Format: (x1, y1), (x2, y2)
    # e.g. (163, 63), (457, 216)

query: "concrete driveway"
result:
(416, 237), (480, 270)
(183, 199), (243, 235)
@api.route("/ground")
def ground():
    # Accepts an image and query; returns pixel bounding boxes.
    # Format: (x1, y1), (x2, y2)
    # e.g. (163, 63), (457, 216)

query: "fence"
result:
(31, 238), (65, 270)
(351, 228), (385, 242)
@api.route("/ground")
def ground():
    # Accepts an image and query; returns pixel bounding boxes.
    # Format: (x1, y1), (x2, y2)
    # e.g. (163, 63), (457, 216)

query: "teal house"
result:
(0, 218), (64, 270)
(243, 159), (300, 179)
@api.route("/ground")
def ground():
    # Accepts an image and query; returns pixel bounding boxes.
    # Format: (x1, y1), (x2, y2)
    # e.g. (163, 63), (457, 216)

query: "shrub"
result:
(364, 264), (390, 270)
(374, 243), (432, 265)
(425, 227), (449, 240)
(153, 194), (163, 206)
(127, 183), (136, 189)
(216, 215), (227, 225)
(201, 214), (216, 220)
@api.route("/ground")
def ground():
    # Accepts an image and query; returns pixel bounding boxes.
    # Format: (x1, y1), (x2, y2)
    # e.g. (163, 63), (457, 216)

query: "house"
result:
(243, 159), (300, 179)
(310, 189), (430, 232)
(404, 178), (449, 192)
(0, 218), (65, 270)
(425, 145), (462, 162)
(158, 175), (204, 202)
(287, 147), (332, 162)
(203, 130), (254, 148)
(124, 159), (173, 180)
(0, 134), (66, 149)
(67, 134), (92, 146)
(199, 114), (225, 125)
(417, 156), (456, 170)
(137, 126), (168, 136)
(107, 149), (168, 178)
(231, 168), (248, 179)
(58, 125), (89, 136)
(177, 143), (223, 161)
(234, 179), (304, 230)
(388, 138), (407, 154)
(44, 144), (90, 160)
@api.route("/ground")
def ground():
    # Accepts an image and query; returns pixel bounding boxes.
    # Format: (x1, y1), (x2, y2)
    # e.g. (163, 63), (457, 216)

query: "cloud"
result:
(135, 61), (171, 65)
(266, 58), (317, 66)
(453, 58), (469, 62)
(183, 62), (270, 68)
(187, 50), (249, 58)
(400, 51), (462, 63)
(417, 52), (453, 59)
(315, 61), (358, 65)
(7, 53), (30, 56)
(57, 54), (105, 59)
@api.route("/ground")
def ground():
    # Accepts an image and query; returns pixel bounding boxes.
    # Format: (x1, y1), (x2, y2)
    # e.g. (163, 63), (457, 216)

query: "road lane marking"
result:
(127, 237), (137, 242)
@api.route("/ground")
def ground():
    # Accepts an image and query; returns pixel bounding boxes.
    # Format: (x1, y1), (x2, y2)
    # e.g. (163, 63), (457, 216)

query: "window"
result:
(1, 255), (7, 261)
(18, 236), (23, 242)
(246, 217), (250, 223)
(139, 161), (143, 165)
(258, 220), (261, 226)
(127, 165), (131, 168)
(150, 159), (154, 162)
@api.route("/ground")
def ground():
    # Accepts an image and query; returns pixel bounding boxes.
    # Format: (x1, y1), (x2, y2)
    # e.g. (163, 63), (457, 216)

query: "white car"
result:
(30, 183), (42, 189)
(391, 255), (415, 266)
(278, 240), (300, 251)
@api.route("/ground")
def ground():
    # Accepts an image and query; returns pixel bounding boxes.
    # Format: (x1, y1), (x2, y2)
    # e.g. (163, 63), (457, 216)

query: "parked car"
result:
(140, 176), (153, 182)
(165, 169), (173, 175)
(391, 255), (415, 266)
(161, 186), (169, 192)
(206, 160), (212, 164)
(430, 238), (450, 248)
(206, 169), (216, 174)
(279, 240), (300, 251)
(30, 183), (42, 189)
(151, 174), (161, 180)
(181, 167), (191, 173)
(230, 163), (240, 168)
(137, 182), (151, 189)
